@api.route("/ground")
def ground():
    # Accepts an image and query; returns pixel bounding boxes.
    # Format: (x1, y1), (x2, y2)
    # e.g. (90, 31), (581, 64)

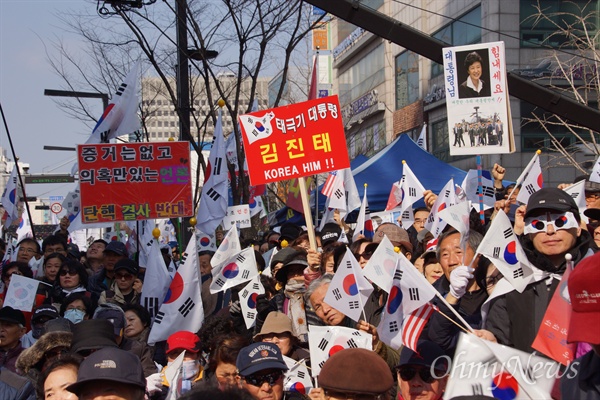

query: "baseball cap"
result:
(67, 347), (145, 395)
(70, 319), (118, 354)
(0, 306), (26, 326)
(584, 208), (600, 221)
(32, 304), (59, 323)
(269, 247), (300, 269)
(398, 341), (448, 373)
(524, 188), (580, 219)
(319, 348), (394, 395)
(253, 311), (293, 341)
(575, 174), (600, 193)
(373, 223), (413, 253)
(166, 331), (201, 354)
(236, 342), (288, 376)
(274, 254), (309, 284)
(113, 258), (139, 276)
(93, 304), (126, 337)
(67, 243), (80, 258)
(279, 223), (303, 242)
(103, 241), (127, 256)
(320, 223), (341, 247)
(567, 252), (600, 345)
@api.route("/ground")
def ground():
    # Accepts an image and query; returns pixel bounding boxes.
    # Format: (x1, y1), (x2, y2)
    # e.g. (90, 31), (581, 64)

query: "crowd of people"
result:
(0, 164), (599, 400)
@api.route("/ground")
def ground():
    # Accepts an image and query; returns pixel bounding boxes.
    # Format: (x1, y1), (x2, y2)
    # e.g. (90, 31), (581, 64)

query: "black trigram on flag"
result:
(154, 311), (165, 324)
(319, 361), (326, 369)
(346, 338), (358, 348)
(144, 297), (159, 318)
(444, 189), (450, 198)
(180, 252), (188, 264)
(241, 289), (249, 298)
(476, 186), (495, 198)
(409, 288), (420, 301)
(297, 371), (305, 379)
(236, 254), (246, 263)
(246, 312), (255, 319)
(242, 270), (250, 279)
(349, 301), (359, 309)
(570, 192), (579, 199)
(332, 288), (342, 301)
(252, 283), (260, 291)
(334, 188), (343, 199)
(213, 157), (223, 175)
(345, 260), (352, 269)
(318, 338), (329, 351)
(146, 240), (154, 247)
(214, 277), (226, 287)
(115, 82), (127, 96)
(503, 228), (512, 239)
(525, 183), (536, 195)
(402, 210), (411, 219)
(409, 187), (416, 197)
(394, 269), (404, 281)
(178, 298), (195, 317)
(493, 246), (501, 258)
(389, 321), (399, 332)
(206, 188), (221, 201)
(351, 331), (361, 336)
(513, 268), (524, 279)
(472, 383), (484, 395)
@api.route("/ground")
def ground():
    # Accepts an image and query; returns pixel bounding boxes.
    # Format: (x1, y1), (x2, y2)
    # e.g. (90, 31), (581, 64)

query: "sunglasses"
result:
(355, 251), (373, 261)
(116, 272), (134, 280)
(397, 366), (436, 384)
(524, 212), (579, 235)
(244, 371), (283, 387)
(60, 270), (77, 276)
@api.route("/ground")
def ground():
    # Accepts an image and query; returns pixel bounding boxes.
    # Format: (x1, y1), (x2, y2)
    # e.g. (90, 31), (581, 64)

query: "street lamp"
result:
(44, 89), (109, 110)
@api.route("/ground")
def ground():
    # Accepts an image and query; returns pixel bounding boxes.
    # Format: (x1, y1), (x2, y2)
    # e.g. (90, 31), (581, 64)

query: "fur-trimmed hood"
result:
(16, 331), (72, 373)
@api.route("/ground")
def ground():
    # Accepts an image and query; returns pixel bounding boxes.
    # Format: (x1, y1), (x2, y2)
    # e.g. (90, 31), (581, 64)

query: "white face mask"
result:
(181, 360), (200, 380)
(64, 309), (85, 324)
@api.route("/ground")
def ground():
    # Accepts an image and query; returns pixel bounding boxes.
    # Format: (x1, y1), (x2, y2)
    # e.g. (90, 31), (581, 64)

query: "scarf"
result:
(284, 280), (308, 342)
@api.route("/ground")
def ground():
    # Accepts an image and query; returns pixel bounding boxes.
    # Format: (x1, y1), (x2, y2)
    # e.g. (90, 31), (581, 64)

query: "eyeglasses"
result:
(397, 366), (436, 384)
(60, 270), (77, 276)
(485, 273), (503, 288)
(116, 272), (134, 280)
(524, 212), (579, 235)
(18, 247), (38, 254)
(355, 251), (373, 261)
(244, 371), (283, 387)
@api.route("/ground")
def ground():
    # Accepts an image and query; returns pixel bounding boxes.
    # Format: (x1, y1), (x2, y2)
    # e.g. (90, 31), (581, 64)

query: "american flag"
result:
(321, 171), (340, 197)
(402, 303), (437, 352)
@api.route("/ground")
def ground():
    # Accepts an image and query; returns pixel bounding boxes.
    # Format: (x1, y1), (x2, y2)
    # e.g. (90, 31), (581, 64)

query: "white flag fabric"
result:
(437, 200), (471, 252)
(461, 169), (496, 211)
(16, 207), (33, 243)
(352, 187), (374, 241)
(424, 178), (457, 238)
(477, 210), (534, 293)
(363, 235), (398, 294)
(239, 111), (276, 145)
(239, 275), (265, 329)
(210, 226), (241, 268)
(445, 332), (557, 399)
(1, 165), (19, 228)
(563, 180), (587, 221)
(157, 219), (177, 244)
(395, 253), (438, 315)
(140, 236), (172, 319)
(3, 274), (39, 312)
(196, 109), (228, 235)
(386, 163), (426, 212)
(210, 247), (258, 294)
(591, 153), (600, 183)
(148, 236), (204, 344)
(515, 152), (543, 205)
(324, 248), (374, 322)
(377, 268), (405, 349)
(195, 230), (217, 252)
(86, 62), (141, 144)
(340, 168), (361, 218)
(164, 350), (185, 400)
(416, 123), (427, 151)
(283, 356), (313, 395)
(307, 325), (372, 377)
(249, 196), (266, 218)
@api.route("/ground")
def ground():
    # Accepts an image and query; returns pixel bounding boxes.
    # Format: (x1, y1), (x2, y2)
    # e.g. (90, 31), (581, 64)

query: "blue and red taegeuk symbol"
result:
(387, 285), (403, 314)
(222, 262), (239, 279)
(254, 121), (265, 132)
(199, 236), (211, 247)
(537, 173), (543, 189)
(92, 103), (114, 133)
(364, 220), (374, 239)
(249, 197), (257, 209)
(8, 188), (16, 204)
(491, 372), (519, 400)
(503, 241), (518, 265)
(163, 272), (184, 304)
(328, 344), (345, 357)
(289, 382), (306, 394)
(342, 274), (358, 296)
(247, 292), (259, 309)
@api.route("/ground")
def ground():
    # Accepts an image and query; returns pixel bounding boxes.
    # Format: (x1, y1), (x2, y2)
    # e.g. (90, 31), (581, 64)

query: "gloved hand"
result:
(449, 265), (474, 299)
(229, 299), (241, 315)
(255, 294), (271, 320)
(146, 372), (163, 395)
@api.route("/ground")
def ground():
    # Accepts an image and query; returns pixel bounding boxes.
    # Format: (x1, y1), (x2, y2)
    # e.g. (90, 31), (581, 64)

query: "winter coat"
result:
(561, 350), (600, 400)
(0, 368), (36, 400)
(16, 331), (72, 387)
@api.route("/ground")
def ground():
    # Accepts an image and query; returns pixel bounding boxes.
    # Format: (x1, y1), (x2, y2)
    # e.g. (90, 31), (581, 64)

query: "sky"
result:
(0, 0), (102, 199)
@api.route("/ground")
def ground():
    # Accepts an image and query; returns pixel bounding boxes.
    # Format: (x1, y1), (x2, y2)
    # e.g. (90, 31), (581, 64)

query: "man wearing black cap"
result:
(485, 187), (593, 352)
(88, 241), (129, 296)
(0, 306), (27, 373)
(67, 347), (146, 400)
(21, 304), (59, 348)
(396, 341), (448, 400)
(236, 342), (288, 400)
(98, 259), (141, 307)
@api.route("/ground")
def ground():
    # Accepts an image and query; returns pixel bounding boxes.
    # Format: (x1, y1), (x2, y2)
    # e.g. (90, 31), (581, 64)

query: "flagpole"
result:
(0, 103), (36, 240)
(298, 177), (317, 250)
(433, 291), (474, 333)
(476, 155), (485, 225)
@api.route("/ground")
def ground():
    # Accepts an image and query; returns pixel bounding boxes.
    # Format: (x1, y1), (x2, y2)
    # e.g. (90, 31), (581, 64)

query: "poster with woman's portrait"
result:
(443, 41), (514, 156)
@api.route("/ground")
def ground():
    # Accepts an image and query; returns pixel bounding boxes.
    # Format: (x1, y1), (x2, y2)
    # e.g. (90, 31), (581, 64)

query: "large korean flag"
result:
(148, 236), (204, 344)
(210, 247), (258, 294)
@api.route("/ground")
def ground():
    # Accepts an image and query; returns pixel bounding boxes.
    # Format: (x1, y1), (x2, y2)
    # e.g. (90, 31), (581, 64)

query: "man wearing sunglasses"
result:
(485, 187), (593, 353)
(396, 341), (448, 400)
(236, 342), (288, 400)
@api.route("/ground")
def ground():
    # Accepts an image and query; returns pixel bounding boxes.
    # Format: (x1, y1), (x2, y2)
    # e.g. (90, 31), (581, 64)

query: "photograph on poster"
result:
(443, 41), (514, 156)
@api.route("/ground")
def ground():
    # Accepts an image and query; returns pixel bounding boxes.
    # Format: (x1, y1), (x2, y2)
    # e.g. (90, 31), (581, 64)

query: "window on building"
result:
(347, 120), (386, 158)
(170, 121), (175, 127)
(157, 100), (162, 106)
(157, 121), (162, 127)
(395, 51), (420, 109)
(431, 6), (482, 77)
(431, 120), (449, 161)
(520, 0), (599, 48)
(339, 44), (385, 105)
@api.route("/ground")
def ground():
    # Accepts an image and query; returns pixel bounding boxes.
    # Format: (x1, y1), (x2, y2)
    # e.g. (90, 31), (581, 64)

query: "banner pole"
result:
(298, 176), (317, 250)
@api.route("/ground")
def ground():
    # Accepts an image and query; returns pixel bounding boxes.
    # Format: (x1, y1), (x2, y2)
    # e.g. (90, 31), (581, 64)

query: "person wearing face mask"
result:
(21, 304), (59, 348)
(60, 292), (94, 325)
(147, 330), (203, 400)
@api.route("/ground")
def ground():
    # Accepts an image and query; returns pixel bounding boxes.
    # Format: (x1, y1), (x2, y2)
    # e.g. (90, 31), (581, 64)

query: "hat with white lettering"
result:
(567, 251), (600, 345)
(236, 342), (288, 376)
(67, 347), (145, 395)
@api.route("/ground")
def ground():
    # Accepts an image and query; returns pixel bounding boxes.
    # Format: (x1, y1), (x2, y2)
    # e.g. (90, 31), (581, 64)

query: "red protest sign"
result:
(238, 95), (349, 186)
(78, 142), (193, 223)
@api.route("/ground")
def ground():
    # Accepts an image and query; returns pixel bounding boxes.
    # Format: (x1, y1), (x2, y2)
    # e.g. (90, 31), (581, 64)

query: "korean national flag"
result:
(283, 356), (313, 395)
(363, 235), (398, 294)
(461, 169), (496, 211)
(324, 248), (373, 322)
(210, 226), (241, 269)
(210, 247), (258, 294)
(477, 210), (534, 293)
(424, 178), (457, 238)
(239, 275), (265, 329)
